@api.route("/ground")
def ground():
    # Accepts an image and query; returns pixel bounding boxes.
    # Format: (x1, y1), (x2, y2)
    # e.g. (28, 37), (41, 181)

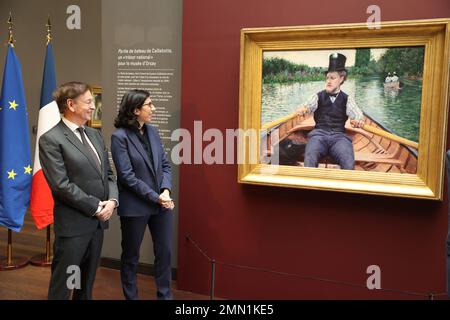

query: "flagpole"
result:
(7, 12), (15, 47)
(30, 16), (54, 267)
(0, 229), (29, 270)
(30, 225), (52, 266)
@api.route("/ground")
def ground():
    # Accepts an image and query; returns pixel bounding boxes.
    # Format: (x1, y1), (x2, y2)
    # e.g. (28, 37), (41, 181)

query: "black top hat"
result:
(327, 53), (347, 73)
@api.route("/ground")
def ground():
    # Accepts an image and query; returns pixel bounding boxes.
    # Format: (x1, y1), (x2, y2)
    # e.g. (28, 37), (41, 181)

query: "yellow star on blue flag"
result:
(7, 169), (17, 180)
(8, 100), (18, 110)
(24, 165), (32, 174)
(0, 44), (32, 232)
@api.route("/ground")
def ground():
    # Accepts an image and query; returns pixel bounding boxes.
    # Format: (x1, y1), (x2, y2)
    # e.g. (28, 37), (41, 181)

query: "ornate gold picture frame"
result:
(89, 86), (102, 128)
(238, 19), (450, 200)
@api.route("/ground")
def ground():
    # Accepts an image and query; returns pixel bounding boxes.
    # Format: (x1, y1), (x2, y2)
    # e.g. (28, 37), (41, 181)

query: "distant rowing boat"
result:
(261, 113), (418, 173)
(384, 81), (401, 90)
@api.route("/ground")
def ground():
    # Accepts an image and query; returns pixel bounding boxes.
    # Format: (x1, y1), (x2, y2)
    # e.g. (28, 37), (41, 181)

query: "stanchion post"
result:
(210, 259), (216, 300)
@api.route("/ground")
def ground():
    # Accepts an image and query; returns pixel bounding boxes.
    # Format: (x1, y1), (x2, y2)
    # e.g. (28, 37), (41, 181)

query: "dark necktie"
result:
(77, 127), (101, 172)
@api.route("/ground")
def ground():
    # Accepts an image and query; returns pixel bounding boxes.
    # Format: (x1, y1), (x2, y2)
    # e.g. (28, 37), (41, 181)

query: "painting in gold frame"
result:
(88, 86), (102, 128)
(238, 19), (450, 200)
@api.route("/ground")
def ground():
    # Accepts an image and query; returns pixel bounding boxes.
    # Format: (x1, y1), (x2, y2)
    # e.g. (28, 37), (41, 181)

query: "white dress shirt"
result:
(62, 117), (101, 164)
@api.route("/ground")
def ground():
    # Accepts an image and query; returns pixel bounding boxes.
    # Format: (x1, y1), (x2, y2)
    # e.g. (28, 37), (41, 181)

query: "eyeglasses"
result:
(81, 99), (94, 105)
(68, 98), (94, 107)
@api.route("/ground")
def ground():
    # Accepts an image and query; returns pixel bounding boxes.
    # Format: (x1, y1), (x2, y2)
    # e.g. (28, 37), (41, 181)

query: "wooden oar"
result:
(362, 124), (418, 149)
(261, 112), (298, 130)
(262, 112), (419, 149)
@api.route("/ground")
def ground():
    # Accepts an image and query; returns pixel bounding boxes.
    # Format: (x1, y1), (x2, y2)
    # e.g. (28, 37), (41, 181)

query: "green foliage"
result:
(263, 47), (424, 84)
(378, 47), (424, 77)
(262, 57), (325, 83)
(354, 48), (370, 68)
(351, 59), (382, 77)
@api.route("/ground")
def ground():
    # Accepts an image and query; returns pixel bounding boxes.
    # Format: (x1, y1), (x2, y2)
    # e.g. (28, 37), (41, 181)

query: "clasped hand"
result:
(159, 189), (174, 210)
(96, 200), (116, 221)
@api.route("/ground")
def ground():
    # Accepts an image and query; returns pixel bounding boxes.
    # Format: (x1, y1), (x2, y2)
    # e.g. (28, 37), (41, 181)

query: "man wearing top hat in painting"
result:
(296, 53), (365, 170)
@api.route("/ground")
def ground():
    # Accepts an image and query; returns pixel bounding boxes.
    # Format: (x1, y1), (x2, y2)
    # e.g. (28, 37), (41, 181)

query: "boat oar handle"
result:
(362, 124), (419, 149)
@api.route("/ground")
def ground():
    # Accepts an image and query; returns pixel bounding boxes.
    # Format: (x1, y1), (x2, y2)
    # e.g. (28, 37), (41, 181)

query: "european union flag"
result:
(0, 44), (32, 232)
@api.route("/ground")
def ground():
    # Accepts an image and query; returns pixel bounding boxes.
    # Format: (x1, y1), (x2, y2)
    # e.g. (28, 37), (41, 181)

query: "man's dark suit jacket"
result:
(111, 125), (172, 217)
(39, 120), (118, 237)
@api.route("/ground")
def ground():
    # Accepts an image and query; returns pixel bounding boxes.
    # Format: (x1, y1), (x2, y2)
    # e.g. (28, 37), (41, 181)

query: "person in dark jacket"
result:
(39, 81), (118, 300)
(297, 53), (365, 170)
(111, 89), (174, 300)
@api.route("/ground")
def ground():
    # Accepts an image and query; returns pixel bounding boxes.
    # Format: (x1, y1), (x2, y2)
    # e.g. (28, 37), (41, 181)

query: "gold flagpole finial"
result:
(46, 15), (52, 45)
(7, 12), (15, 47)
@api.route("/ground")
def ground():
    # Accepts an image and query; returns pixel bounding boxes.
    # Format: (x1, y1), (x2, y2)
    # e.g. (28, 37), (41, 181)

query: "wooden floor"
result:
(0, 214), (208, 300)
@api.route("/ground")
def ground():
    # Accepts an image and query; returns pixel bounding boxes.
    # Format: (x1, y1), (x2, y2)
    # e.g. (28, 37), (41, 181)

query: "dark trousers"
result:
(304, 129), (355, 170)
(48, 228), (103, 300)
(120, 212), (173, 300)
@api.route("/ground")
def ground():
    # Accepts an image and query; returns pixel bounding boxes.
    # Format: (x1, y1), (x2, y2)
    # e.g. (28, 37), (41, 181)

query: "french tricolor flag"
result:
(30, 42), (60, 229)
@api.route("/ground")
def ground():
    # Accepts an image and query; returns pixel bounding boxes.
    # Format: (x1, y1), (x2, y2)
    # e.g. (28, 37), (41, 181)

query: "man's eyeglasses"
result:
(68, 98), (94, 106)
(81, 99), (94, 105)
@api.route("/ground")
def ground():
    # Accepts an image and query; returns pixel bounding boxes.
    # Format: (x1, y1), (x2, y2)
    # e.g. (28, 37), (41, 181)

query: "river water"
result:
(261, 76), (422, 142)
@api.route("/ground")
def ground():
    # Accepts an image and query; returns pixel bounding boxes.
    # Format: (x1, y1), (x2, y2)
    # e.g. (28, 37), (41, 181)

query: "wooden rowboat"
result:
(384, 81), (401, 90)
(261, 113), (418, 173)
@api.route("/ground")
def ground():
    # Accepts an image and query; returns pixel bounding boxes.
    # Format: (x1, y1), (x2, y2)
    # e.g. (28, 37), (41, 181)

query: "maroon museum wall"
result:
(178, 0), (450, 299)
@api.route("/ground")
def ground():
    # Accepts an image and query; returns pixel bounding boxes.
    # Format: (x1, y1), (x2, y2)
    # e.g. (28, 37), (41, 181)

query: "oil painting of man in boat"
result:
(261, 47), (424, 174)
(295, 53), (365, 170)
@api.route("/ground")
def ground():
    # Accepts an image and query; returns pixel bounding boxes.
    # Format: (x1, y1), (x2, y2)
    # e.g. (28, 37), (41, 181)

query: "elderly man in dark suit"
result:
(39, 81), (118, 300)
